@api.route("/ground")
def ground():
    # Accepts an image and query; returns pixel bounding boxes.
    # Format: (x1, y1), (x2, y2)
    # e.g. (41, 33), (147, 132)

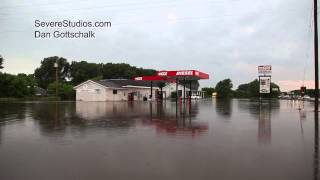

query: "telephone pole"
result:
(315, 0), (319, 111)
(314, 1), (319, 179)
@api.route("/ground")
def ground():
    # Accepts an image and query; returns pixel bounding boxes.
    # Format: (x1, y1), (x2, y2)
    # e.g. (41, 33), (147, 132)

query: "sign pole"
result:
(259, 75), (261, 101)
(270, 75), (272, 100)
(54, 61), (58, 98)
(150, 81), (153, 100)
(176, 78), (178, 104)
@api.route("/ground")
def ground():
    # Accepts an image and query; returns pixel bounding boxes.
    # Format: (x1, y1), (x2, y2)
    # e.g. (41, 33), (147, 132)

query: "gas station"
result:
(74, 69), (209, 102)
(134, 70), (209, 102)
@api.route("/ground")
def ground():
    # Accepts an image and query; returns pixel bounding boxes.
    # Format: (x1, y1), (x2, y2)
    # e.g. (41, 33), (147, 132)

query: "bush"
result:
(47, 82), (75, 100)
(0, 73), (36, 98)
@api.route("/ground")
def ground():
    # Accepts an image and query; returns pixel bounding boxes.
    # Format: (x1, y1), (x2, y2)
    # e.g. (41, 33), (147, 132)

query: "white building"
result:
(74, 79), (202, 102)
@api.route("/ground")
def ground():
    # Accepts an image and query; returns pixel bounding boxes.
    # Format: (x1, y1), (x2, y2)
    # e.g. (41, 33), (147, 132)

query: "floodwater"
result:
(0, 99), (318, 180)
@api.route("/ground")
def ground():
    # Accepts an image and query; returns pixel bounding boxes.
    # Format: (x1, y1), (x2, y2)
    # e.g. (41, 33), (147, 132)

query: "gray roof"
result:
(95, 79), (155, 88)
(35, 87), (47, 95)
(94, 79), (199, 90)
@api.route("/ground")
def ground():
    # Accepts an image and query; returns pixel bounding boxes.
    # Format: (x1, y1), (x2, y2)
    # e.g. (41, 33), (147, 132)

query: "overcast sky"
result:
(0, 0), (315, 91)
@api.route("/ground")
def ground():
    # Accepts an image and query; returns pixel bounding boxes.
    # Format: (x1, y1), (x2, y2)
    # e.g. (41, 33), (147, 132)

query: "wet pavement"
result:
(0, 99), (318, 180)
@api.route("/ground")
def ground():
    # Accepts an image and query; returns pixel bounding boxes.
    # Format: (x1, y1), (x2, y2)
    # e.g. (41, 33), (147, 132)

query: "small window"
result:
(113, 90), (117, 94)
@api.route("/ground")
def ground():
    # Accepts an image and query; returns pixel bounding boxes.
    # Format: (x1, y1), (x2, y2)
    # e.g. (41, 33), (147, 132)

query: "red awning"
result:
(133, 70), (209, 81)
(157, 70), (209, 80)
(133, 75), (175, 82)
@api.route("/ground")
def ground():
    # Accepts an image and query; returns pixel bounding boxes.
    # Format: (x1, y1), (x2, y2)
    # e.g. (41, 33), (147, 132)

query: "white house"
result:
(74, 79), (202, 102)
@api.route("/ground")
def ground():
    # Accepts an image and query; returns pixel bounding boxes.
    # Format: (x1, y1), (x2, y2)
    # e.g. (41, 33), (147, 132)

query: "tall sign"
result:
(258, 65), (272, 75)
(259, 76), (271, 94)
(258, 65), (272, 96)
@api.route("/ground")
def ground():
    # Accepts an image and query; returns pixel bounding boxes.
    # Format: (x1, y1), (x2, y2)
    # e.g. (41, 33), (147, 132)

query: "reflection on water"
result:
(314, 110), (319, 180)
(0, 99), (318, 180)
(237, 100), (281, 144)
(258, 103), (272, 144)
(215, 99), (232, 118)
(75, 101), (207, 137)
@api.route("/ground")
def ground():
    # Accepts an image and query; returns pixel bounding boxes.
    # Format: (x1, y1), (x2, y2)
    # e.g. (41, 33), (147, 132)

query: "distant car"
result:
(303, 95), (311, 100)
(191, 95), (201, 99)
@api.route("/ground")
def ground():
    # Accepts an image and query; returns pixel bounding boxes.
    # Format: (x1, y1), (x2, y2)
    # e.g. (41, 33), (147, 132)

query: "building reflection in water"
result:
(143, 101), (208, 137)
(75, 101), (208, 137)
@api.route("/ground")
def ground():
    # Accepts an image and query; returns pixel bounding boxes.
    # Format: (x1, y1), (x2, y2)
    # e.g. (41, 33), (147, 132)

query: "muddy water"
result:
(0, 99), (317, 180)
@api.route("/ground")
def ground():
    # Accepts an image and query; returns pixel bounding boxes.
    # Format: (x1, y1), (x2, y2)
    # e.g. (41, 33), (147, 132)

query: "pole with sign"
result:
(258, 65), (272, 99)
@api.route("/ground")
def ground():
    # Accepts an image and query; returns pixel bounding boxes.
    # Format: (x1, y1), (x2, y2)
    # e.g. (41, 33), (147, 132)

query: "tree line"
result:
(0, 56), (156, 99)
(0, 55), (282, 100)
(0, 55), (37, 98)
(202, 78), (281, 99)
(34, 56), (156, 89)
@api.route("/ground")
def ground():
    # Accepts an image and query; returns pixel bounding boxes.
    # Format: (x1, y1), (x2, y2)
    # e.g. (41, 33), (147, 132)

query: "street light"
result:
(54, 61), (58, 98)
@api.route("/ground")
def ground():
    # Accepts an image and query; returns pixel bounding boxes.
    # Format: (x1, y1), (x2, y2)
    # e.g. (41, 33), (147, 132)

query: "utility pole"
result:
(315, 0), (319, 111)
(314, 1), (319, 179)
(54, 60), (58, 98)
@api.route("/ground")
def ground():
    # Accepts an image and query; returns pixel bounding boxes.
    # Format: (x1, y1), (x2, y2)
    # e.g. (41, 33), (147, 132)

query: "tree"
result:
(34, 56), (70, 89)
(0, 73), (36, 97)
(202, 87), (215, 97)
(70, 61), (103, 85)
(47, 82), (75, 100)
(0, 55), (4, 69)
(270, 82), (280, 98)
(215, 79), (233, 98)
(102, 63), (156, 79)
(234, 79), (280, 98)
(234, 79), (260, 98)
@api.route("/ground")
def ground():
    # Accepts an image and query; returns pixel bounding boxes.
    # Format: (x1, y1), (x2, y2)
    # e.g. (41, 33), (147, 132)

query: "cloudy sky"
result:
(0, 0), (315, 91)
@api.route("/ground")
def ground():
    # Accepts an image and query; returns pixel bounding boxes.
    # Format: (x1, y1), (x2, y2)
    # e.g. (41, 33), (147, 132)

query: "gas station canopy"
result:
(133, 75), (170, 81)
(134, 70), (209, 81)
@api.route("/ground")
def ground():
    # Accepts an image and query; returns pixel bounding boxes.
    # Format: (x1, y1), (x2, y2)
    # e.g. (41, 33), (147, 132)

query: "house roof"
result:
(35, 87), (47, 95)
(95, 79), (157, 88)
(75, 79), (199, 90)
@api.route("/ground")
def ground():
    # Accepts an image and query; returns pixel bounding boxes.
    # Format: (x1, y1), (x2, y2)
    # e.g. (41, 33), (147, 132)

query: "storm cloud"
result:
(0, 0), (314, 91)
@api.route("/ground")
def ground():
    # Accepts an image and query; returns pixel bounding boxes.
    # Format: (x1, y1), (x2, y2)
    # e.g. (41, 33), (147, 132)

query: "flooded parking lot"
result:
(0, 99), (318, 180)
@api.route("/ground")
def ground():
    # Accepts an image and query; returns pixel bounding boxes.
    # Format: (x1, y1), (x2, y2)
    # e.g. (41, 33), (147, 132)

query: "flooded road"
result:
(0, 99), (318, 180)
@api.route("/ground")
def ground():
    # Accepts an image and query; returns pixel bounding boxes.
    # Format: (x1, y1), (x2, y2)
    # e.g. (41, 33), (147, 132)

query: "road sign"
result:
(259, 76), (271, 94)
(258, 65), (272, 74)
